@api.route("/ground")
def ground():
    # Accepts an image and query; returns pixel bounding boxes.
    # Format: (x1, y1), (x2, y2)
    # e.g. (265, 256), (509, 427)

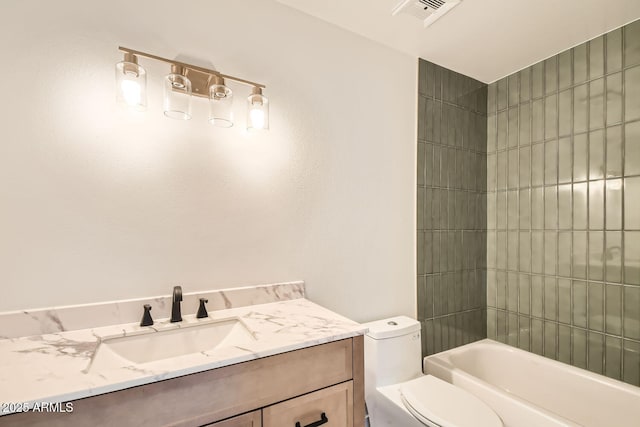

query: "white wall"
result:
(0, 0), (416, 322)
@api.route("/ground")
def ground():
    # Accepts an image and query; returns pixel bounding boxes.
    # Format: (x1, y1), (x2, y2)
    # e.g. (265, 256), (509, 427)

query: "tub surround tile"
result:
(486, 19), (640, 388)
(588, 332), (605, 375)
(606, 78), (623, 128)
(605, 284), (623, 335)
(625, 66), (640, 122)
(605, 336), (622, 381)
(418, 21), (640, 386)
(573, 329), (587, 369)
(558, 325), (571, 364)
(417, 59), (487, 356)
(0, 297), (365, 414)
(607, 30), (623, 73)
(625, 20), (640, 67)
(625, 121), (640, 175)
(531, 319), (544, 355)
(544, 321), (557, 359)
(623, 340), (640, 386)
(0, 281), (305, 339)
(624, 287), (640, 340)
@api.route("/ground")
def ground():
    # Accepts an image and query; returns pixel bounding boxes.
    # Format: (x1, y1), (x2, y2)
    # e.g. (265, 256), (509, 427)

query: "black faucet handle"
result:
(196, 298), (209, 318)
(140, 304), (154, 327)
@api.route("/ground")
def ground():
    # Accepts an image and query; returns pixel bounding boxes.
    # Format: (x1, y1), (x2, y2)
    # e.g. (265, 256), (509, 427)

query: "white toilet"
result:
(363, 316), (503, 427)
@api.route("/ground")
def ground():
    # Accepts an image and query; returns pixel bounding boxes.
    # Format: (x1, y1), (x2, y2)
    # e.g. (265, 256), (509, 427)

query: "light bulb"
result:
(246, 87), (269, 131)
(249, 107), (265, 130)
(121, 79), (141, 106)
(115, 55), (146, 111)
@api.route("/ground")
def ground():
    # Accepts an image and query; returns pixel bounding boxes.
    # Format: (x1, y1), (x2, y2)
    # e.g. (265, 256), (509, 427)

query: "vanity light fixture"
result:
(115, 46), (268, 130)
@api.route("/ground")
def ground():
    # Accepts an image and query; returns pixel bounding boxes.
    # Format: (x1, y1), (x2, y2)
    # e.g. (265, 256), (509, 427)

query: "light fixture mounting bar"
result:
(118, 46), (265, 99)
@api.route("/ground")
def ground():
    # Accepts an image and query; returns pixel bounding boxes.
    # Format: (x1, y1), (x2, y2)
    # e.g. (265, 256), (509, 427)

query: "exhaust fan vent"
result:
(421, 0), (446, 9)
(392, 0), (462, 28)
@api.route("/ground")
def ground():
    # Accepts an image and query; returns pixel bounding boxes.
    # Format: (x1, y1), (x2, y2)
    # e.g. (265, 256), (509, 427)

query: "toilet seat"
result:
(400, 375), (503, 427)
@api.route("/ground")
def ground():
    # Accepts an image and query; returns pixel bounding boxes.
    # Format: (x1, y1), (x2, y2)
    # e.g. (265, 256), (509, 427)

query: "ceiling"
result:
(276, 0), (640, 83)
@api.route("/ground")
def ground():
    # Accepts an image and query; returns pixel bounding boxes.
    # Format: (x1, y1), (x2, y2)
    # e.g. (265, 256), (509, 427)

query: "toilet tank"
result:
(363, 316), (422, 389)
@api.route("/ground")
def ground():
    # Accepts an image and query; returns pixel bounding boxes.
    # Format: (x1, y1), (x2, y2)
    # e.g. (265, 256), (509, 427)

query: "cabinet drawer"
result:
(263, 382), (353, 427)
(204, 410), (261, 427)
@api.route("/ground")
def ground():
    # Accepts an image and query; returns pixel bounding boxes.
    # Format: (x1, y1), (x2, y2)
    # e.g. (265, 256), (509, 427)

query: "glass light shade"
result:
(209, 84), (233, 127)
(247, 90), (269, 131)
(163, 73), (192, 120)
(115, 61), (147, 111)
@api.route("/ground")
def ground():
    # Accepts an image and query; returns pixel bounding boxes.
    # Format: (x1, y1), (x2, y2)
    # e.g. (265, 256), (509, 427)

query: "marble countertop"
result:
(0, 298), (366, 416)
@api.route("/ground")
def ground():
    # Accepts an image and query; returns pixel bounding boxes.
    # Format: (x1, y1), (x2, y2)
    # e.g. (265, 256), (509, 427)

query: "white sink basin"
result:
(87, 318), (255, 372)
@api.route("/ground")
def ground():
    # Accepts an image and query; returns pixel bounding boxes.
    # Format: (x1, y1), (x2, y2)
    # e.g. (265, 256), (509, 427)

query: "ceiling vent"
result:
(392, 0), (462, 28)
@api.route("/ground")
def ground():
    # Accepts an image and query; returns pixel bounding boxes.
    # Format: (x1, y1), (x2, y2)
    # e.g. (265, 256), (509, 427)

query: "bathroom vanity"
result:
(0, 282), (366, 427)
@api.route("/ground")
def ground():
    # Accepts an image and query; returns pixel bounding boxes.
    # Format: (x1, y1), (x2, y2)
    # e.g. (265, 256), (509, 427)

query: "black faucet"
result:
(171, 286), (182, 322)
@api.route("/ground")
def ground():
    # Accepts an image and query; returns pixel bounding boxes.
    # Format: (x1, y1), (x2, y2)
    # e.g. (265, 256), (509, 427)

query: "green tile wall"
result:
(486, 20), (640, 386)
(417, 59), (488, 356)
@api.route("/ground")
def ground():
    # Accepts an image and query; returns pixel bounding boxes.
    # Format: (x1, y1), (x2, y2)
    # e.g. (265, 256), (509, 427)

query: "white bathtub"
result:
(424, 339), (640, 427)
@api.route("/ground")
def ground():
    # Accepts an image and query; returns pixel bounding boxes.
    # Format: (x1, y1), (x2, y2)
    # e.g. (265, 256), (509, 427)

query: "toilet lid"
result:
(400, 375), (503, 427)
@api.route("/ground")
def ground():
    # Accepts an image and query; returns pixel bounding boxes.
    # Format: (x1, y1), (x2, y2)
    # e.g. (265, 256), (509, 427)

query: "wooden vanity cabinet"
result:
(2, 336), (364, 427)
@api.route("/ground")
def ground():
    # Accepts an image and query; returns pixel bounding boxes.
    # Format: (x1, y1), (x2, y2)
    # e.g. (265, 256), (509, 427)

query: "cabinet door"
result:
(263, 382), (353, 427)
(204, 410), (261, 427)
